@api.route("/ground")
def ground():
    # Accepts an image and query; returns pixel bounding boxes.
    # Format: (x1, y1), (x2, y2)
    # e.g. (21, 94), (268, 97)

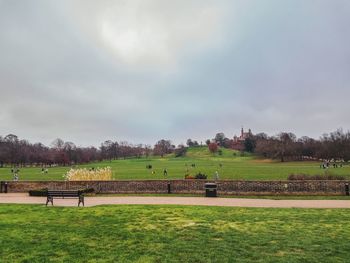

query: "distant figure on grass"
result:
(185, 163), (189, 172)
(11, 168), (20, 180)
(163, 168), (168, 176)
(214, 171), (220, 181)
(13, 173), (19, 181)
(321, 162), (329, 169)
(12, 167), (20, 173)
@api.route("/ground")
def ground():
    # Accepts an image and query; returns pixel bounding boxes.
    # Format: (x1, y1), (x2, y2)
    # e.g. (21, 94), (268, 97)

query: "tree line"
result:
(0, 128), (349, 166)
(206, 129), (350, 162)
(252, 129), (350, 162)
(0, 135), (181, 166)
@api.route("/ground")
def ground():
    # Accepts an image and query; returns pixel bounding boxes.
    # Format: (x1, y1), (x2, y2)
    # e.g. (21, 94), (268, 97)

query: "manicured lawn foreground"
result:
(0, 205), (350, 262)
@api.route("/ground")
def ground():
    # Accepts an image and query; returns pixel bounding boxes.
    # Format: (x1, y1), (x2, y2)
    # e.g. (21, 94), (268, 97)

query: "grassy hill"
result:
(0, 146), (349, 181)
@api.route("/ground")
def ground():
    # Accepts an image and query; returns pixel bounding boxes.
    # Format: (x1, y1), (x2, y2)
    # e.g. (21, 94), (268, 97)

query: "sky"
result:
(0, 0), (349, 147)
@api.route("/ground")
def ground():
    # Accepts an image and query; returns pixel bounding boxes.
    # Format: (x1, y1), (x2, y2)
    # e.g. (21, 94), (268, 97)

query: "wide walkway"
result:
(0, 193), (349, 208)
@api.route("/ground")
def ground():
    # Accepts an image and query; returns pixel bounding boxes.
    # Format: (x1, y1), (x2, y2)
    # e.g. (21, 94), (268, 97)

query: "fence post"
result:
(1, 182), (8, 193)
(167, 181), (171, 194)
(345, 183), (349, 196)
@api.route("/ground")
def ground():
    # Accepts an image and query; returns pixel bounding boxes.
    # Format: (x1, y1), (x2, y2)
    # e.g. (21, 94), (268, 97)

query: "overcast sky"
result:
(0, 0), (349, 147)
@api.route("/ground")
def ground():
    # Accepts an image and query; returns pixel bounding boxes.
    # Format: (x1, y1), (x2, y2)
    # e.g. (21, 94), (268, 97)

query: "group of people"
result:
(11, 166), (51, 181)
(11, 168), (20, 181)
(149, 168), (168, 176)
(320, 161), (344, 169)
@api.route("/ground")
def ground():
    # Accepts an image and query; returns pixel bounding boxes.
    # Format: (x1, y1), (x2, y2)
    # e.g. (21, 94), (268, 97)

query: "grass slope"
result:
(0, 146), (349, 181)
(0, 204), (350, 262)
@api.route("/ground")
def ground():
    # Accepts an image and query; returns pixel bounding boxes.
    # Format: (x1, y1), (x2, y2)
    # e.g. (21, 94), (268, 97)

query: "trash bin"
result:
(205, 183), (217, 197)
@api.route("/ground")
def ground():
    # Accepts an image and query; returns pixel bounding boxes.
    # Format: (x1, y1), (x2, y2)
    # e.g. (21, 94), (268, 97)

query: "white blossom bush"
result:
(64, 167), (112, 181)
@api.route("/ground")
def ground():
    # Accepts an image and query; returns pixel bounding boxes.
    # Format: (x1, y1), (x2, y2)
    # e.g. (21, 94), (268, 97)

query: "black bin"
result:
(205, 183), (217, 197)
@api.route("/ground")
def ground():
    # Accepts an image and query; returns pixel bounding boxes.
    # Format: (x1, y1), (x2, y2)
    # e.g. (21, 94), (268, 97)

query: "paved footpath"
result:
(0, 193), (349, 208)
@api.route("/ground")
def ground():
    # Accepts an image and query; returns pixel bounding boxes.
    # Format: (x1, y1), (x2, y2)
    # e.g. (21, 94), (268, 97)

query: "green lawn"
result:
(1, 146), (349, 181)
(0, 204), (349, 262)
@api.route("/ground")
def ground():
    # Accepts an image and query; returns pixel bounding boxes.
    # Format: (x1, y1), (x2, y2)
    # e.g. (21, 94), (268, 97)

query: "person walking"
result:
(163, 168), (168, 176)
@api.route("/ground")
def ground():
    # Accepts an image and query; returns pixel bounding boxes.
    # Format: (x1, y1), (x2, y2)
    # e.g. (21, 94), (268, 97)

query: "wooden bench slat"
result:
(48, 193), (80, 196)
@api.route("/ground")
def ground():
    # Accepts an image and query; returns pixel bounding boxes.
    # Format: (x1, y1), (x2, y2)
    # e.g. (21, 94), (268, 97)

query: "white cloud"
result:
(68, 0), (226, 67)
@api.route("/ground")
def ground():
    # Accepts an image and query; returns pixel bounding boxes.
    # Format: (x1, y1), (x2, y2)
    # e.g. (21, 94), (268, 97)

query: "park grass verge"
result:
(0, 204), (350, 262)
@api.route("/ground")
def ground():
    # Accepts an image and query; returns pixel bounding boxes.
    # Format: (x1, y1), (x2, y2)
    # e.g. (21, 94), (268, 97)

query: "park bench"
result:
(46, 190), (84, 207)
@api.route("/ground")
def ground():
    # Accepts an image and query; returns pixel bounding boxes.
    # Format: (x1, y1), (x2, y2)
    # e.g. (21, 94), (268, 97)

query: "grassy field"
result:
(0, 146), (349, 181)
(0, 204), (349, 262)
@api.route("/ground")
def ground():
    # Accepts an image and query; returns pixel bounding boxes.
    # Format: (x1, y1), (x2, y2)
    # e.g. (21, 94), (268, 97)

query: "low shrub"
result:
(79, 188), (95, 194)
(195, 173), (207, 179)
(185, 173), (207, 179)
(288, 174), (346, 180)
(29, 188), (48, 196)
(175, 147), (187, 157)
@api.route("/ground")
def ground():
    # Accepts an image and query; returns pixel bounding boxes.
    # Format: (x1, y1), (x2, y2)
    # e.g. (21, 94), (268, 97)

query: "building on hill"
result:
(232, 127), (253, 151)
